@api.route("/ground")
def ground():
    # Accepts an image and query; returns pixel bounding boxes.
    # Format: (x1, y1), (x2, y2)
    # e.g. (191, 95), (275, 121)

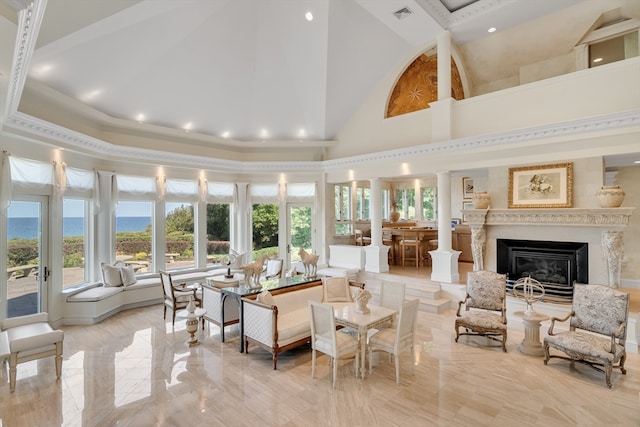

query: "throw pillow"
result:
(120, 264), (137, 287)
(257, 290), (275, 306)
(101, 262), (124, 287)
(322, 277), (353, 302)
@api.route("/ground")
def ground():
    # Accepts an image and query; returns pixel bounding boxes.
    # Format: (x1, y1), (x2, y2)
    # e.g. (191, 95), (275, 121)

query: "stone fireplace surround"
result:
(463, 208), (635, 289)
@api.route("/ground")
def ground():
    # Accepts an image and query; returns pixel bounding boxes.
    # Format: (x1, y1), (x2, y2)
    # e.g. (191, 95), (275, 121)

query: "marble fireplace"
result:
(463, 208), (635, 293)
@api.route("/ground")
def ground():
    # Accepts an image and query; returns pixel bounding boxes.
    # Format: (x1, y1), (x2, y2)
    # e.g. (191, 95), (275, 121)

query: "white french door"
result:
(6, 196), (49, 317)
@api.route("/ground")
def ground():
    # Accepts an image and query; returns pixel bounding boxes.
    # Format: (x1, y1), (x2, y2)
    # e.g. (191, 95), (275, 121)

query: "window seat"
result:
(63, 266), (231, 325)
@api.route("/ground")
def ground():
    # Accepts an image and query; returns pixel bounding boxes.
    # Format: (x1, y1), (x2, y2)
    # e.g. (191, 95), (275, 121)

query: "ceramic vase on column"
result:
(596, 185), (625, 208)
(472, 191), (491, 209)
(390, 209), (400, 223)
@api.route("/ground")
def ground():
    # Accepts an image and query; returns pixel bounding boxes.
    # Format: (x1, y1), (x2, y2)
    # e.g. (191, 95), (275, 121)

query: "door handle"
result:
(43, 266), (50, 282)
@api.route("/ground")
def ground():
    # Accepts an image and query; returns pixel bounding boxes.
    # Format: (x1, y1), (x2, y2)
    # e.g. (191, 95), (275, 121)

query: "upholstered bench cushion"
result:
(124, 277), (161, 290)
(6, 322), (64, 353)
(544, 332), (624, 362)
(456, 311), (507, 330)
(67, 286), (122, 302)
(316, 267), (358, 278)
(277, 308), (313, 343)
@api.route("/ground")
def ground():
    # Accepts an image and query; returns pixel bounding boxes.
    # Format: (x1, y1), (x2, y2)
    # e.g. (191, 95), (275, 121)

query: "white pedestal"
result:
(514, 310), (549, 356)
(429, 249), (461, 283)
(364, 245), (390, 273)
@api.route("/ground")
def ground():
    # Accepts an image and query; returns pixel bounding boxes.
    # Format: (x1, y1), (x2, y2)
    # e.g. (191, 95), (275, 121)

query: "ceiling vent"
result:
(393, 7), (413, 20)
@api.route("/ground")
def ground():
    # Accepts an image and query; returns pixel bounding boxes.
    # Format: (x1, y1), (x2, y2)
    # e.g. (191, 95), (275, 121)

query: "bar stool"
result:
(383, 230), (394, 263)
(400, 229), (422, 268)
(426, 239), (438, 266)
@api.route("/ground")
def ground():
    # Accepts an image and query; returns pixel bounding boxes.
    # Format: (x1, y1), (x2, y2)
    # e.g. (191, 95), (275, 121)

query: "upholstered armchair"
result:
(455, 270), (508, 352)
(261, 258), (284, 280)
(1, 312), (64, 392)
(543, 283), (630, 388)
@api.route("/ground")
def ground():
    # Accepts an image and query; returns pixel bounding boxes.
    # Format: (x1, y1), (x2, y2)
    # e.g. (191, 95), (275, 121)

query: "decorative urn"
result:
(596, 185), (625, 208)
(472, 191), (491, 209)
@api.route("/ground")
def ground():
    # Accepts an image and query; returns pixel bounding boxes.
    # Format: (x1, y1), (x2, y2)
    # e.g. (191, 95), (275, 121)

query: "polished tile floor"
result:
(1, 291), (638, 427)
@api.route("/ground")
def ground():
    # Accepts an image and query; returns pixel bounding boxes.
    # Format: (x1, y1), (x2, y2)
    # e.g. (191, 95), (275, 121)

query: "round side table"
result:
(513, 310), (549, 356)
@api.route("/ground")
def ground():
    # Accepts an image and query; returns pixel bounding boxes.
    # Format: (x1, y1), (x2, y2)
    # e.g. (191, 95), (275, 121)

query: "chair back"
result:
(264, 258), (284, 279)
(571, 283), (630, 341)
(308, 300), (337, 357)
(380, 281), (406, 310)
(159, 270), (175, 302)
(395, 299), (419, 351)
(465, 271), (506, 311)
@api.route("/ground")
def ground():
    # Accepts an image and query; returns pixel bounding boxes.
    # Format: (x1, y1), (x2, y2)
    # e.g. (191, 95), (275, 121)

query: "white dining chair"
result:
(368, 298), (419, 384)
(308, 300), (360, 389)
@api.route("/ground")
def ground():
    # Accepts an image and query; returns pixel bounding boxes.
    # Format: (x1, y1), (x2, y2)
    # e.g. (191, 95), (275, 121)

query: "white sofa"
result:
(242, 280), (364, 369)
(316, 244), (364, 280)
(64, 266), (231, 324)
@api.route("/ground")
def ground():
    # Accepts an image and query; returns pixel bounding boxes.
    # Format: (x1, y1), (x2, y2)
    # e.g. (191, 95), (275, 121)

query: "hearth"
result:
(497, 239), (588, 303)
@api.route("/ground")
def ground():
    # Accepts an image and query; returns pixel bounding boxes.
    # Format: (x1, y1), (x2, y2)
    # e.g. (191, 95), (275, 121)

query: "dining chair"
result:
(382, 229), (395, 263)
(368, 298), (419, 384)
(159, 270), (203, 326)
(308, 300), (360, 389)
(399, 229), (422, 268)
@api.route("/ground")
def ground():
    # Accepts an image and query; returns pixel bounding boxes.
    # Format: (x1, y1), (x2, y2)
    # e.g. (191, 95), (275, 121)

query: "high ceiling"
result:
(2, 0), (592, 145)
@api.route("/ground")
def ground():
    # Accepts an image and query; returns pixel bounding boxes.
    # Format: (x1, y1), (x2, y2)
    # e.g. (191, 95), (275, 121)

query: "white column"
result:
(430, 171), (460, 283)
(96, 172), (115, 268)
(364, 178), (389, 273)
(235, 183), (250, 256)
(437, 31), (451, 101)
(370, 178), (382, 246)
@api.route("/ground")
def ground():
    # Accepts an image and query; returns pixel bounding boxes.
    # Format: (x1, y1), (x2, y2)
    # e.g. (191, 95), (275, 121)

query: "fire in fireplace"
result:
(496, 239), (588, 302)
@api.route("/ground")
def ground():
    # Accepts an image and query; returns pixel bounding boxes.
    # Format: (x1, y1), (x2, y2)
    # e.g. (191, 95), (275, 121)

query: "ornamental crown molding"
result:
(462, 208), (635, 228)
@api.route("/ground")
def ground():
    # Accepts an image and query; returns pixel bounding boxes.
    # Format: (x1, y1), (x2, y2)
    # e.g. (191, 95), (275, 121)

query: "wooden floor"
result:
(2, 270), (639, 427)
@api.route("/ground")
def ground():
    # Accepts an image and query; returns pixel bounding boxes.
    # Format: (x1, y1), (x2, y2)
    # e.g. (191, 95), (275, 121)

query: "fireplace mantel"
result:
(462, 208), (635, 228)
(460, 208), (635, 288)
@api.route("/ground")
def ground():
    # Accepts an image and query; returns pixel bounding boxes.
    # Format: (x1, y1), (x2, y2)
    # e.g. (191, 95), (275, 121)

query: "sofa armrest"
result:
(242, 298), (278, 347)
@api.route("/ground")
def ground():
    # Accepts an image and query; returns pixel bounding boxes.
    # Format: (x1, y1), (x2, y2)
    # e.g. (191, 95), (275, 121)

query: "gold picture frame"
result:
(462, 177), (474, 198)
(508, 162), (573, 208)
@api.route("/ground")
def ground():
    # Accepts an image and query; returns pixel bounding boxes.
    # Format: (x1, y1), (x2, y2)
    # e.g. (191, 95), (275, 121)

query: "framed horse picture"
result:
(508, 162), (573, 208)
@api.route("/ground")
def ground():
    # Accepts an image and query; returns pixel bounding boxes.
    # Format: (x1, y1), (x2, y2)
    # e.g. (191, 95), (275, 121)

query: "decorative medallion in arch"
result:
(386, 54), (465, 118)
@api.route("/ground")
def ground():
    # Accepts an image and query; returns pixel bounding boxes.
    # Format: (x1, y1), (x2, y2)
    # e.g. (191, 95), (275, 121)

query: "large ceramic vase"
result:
(390, 209), (401, 223)
(472, 191), (491, 209)
(596, 185), (625, 208)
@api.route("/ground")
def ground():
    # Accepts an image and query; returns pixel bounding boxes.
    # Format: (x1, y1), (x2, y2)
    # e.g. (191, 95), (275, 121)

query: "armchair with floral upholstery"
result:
(455, 270), (508, 352)
(543, 283), (630, 388)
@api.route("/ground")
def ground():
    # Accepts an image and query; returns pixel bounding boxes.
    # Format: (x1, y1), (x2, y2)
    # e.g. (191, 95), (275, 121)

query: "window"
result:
(250, 183), (280, 259)
(205, 181), (235, 264)
(165, 202), (195, 269)
(206, 203), (230, 264)
(396, 188), (415, 220)
(334, 184), (351, 235)
(355, 187), (370, 220)
(115, 201), (152, 273)
(62, 198), (89, 287)
(421, 187), (436, 219)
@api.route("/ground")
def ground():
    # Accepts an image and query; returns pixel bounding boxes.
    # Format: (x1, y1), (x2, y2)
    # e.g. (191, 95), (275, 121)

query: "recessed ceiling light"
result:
(298, 128), (307, 138)
(81, 89), (102, 101)
(183, 122), (192, 132)
(259, 129), (269, 138)
(221, 131), (230, 139)
(634, 160), (640, 164)
(136, 113), (145, 123)
(488, 27), (496, 33)
(593, 57), (603, 63)
(305, 11), (313, 21)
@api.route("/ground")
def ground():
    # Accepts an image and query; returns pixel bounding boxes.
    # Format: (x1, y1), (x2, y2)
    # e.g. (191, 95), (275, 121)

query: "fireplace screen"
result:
(497, 239), (588, 302)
